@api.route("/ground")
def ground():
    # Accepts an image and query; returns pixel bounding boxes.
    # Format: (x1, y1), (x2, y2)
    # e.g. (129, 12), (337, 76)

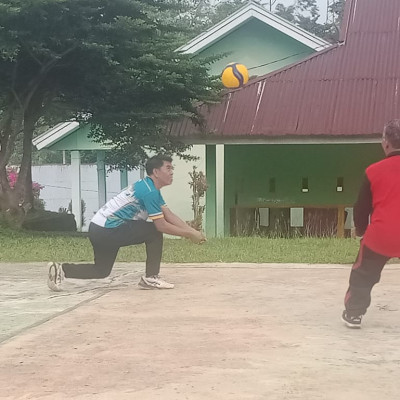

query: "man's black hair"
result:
(145, 154), (173, 176)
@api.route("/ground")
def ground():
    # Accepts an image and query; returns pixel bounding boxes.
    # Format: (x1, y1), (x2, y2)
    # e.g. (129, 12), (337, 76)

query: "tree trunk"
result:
(15, 90), (44, 213)
(0, 104), (23, 221)
(0, 90), (43, 226)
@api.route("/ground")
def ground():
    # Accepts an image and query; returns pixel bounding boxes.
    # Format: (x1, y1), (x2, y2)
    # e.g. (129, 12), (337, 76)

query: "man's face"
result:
(154, 161), (174, 187)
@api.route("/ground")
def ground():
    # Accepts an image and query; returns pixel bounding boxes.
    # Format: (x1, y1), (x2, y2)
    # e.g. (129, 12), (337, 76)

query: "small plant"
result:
(188, 166), (207, 231)
(58, 199), (86, 227)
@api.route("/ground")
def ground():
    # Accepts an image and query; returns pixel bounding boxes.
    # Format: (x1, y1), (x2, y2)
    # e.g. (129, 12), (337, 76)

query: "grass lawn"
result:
(0, 228), (362, 264)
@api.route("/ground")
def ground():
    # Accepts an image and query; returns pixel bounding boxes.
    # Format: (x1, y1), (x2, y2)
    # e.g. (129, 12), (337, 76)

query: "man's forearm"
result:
(154, 218), (193, 238)
(163, 207), (192, 230)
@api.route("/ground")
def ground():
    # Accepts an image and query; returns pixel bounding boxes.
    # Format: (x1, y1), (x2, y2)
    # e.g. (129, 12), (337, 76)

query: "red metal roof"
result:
(171, 0), (400, 140)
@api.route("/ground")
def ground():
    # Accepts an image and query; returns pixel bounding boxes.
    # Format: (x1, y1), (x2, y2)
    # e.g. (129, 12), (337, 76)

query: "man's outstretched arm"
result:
(153, 214), (206, 244)
(162, 206), (193, 229)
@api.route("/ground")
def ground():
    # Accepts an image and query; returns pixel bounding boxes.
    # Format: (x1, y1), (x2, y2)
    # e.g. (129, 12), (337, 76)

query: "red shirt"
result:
(362, 153), (400, 257)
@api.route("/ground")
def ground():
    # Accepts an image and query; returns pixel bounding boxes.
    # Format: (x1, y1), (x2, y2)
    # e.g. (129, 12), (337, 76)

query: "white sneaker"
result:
(47, 262), (64, 292)
(138, 275), (174, 290)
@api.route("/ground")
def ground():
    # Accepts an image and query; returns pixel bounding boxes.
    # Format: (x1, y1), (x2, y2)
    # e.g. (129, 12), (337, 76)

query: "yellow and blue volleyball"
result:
(221, 63), (249, 89)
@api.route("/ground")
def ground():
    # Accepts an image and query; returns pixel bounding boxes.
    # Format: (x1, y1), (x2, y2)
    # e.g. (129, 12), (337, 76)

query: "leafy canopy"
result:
(0, 0), (220, 170)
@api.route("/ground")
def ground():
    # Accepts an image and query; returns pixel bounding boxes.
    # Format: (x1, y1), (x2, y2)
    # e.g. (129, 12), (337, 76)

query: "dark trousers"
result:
(344, 241), (389, 316)
(62, 221), (163, 279)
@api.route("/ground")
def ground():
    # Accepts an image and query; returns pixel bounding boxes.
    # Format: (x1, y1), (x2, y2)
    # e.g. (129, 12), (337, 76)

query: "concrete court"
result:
(1, 262), (400, 399)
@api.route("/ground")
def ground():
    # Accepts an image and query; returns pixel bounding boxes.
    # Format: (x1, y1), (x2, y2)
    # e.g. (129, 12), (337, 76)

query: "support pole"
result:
(216, 144), (225, 237)
(71, 151), (82, 231)
(97, 150), (107, 207)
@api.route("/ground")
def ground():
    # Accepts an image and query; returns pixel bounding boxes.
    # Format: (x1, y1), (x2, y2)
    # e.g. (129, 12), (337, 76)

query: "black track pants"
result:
(62, 221), (163, 279)
(344, 242), (389, 316)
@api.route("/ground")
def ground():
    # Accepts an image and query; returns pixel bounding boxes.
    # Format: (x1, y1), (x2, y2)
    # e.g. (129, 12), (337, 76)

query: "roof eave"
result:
(175, 134), (383, 145)
(32, 121), (80, 150)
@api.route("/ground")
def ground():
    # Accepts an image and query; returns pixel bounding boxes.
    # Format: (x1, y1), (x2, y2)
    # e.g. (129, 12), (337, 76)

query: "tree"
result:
(324, 0), (346, 42)
(209, 0), (248, 25)
(274, 0), (346, 43)
(184, 0), (345, 44)
(275, 0), (322, 36)
(176, 0), (213, 34)
(0, 0), (220, 224)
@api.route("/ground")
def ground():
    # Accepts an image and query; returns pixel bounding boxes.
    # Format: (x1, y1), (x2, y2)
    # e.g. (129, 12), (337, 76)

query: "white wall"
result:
(32, 165), (140, 231)
(31, 145), (206, 231)
(162, 145), (206, 224)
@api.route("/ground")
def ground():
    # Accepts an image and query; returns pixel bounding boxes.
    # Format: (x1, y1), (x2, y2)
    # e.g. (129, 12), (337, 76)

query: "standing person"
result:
(342, 120), (400, 328)
(47, 154), (206, 291)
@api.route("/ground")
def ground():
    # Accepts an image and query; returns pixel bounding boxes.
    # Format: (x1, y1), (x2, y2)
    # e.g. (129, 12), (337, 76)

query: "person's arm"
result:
(142, 190), (205, 243)
(153, 217), (205, 243)
(162, 206), (192, 229)
(353, 174), (373, 237)
(162, 206), (206, 242)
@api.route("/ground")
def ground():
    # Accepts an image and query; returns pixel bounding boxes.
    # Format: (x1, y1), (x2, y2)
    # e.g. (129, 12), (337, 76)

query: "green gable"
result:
(45, 124), (111, 151)
(197, 18), (315, 76)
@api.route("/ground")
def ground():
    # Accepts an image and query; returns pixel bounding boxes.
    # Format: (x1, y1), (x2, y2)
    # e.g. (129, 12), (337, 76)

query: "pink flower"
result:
(6, 167), (44, 197)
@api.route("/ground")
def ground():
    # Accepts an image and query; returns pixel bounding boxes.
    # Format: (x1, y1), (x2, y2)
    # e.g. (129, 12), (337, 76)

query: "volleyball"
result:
(221, 63), (249, 89)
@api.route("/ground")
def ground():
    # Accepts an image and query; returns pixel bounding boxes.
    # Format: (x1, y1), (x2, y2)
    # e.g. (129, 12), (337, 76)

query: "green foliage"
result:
(184, 0), (325, 33)
(274, 0), (346, 43)
(189, 0), (346, 44)
(22, 210), (77, 231)
(209, 0), (248, 25)
(0, 0), (221, 215)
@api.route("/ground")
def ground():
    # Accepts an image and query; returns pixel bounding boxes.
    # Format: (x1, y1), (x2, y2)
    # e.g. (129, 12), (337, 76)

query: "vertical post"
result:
(96, 150), (107, 207)
(216, 144), (225, 237)
(205, 145), (216, 238)
(71, 151), (82, 231)
(337, 206), (345, 238)
(120, 169), (128, 190)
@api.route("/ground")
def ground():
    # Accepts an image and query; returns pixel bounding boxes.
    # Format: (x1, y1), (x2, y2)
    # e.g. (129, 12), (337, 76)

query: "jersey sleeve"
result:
(142, 191), (166, 220)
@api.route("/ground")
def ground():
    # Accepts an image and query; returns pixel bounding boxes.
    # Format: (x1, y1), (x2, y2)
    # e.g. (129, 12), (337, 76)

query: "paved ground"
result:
(1, 262), (400, 399)
(0, 262), (144, 344)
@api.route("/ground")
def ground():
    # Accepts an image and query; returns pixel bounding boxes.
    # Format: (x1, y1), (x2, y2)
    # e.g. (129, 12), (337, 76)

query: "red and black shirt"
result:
(354, 151), (400, 257)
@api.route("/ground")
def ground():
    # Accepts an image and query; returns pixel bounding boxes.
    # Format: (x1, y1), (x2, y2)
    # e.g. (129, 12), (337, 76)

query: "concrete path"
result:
(1, 262), (400, 399)
(0, 262), (144, 344)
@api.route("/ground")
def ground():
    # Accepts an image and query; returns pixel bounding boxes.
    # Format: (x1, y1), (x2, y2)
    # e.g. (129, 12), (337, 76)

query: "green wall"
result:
(197, 18), (315, 77)
(223, 143), (384, 234)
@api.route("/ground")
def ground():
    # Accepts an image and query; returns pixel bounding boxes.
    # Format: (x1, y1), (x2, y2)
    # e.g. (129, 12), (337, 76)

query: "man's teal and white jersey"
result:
(91, 176), (166, 228)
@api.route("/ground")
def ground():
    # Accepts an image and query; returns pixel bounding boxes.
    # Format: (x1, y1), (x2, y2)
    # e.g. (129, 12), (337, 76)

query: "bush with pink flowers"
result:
(6, 167), (45, 208)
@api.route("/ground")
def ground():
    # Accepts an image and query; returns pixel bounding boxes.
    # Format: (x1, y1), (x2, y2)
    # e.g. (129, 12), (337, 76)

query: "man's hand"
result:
(188, 230), (206, 244)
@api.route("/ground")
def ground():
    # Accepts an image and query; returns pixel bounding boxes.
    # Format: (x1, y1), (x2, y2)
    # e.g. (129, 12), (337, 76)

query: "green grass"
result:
(0, 227), (361, 264)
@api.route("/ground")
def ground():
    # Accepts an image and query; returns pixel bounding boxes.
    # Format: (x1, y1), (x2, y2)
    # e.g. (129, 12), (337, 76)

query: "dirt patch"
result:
(1, 264), (400, 399)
